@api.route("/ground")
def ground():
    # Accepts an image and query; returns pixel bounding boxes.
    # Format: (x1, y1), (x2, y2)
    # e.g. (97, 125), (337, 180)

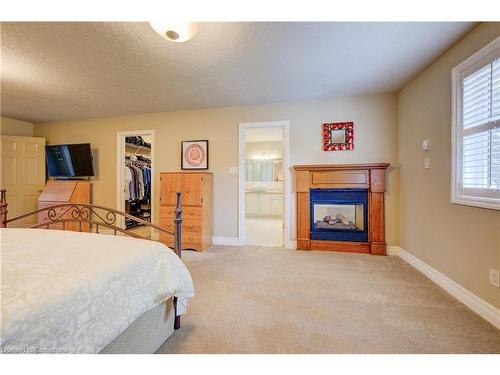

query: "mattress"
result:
(0, 228), (194, 354)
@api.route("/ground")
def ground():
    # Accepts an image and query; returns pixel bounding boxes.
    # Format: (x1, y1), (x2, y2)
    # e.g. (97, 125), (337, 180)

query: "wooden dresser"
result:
(159, 172), (213, 251)
(38, 180), (91, 232)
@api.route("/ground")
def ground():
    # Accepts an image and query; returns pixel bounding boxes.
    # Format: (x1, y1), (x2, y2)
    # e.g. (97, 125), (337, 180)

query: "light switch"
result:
(424, 158), (430, 169)
(228, 166), (239, 175)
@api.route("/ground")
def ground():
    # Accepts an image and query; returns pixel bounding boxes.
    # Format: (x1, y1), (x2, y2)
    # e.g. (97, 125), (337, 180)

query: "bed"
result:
(0, 189), (194, 354)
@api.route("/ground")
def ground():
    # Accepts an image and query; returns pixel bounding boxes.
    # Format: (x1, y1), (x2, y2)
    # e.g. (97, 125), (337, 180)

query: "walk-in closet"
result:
(124, 135), (152, 230)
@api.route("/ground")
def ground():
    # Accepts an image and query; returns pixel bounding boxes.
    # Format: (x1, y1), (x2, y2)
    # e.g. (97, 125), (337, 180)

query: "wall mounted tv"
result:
(45, 143), (94, 178)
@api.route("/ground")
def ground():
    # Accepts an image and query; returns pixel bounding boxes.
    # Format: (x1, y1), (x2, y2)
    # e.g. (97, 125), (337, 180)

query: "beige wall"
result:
(1, 116), (34, 136)
(398, 23), (500, 309)
(34, 93), (399, 245)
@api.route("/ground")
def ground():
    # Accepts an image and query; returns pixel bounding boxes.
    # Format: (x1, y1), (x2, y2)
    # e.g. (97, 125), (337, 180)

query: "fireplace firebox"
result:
(310, 189), (368, 242)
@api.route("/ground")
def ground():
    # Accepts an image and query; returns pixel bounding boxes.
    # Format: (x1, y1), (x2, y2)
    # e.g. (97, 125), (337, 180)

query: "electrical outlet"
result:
(490, 269), (500, 288)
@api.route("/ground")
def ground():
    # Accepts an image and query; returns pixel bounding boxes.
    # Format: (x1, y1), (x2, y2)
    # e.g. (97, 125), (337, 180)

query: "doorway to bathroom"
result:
(238, 121), (290, 248)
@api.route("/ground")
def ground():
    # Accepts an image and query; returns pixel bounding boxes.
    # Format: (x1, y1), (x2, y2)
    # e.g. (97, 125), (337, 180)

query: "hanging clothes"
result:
(125, 159), (151, 228)
(125, 164), (150, 201)
(142, 167), (151, 200)
(125, 166), (135, 200)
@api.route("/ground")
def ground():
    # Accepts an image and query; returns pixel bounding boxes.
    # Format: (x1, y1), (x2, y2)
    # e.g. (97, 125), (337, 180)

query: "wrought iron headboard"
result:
(0, 189), (183, 259)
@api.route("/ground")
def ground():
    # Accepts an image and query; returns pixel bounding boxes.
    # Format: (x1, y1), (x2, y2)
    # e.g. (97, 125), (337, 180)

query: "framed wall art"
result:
(181, 140), (209, 170)
(322, 122), (354, 151)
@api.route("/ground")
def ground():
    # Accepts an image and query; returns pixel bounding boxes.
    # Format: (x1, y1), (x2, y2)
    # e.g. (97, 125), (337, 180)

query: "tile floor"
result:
(245, 217), (283, 247)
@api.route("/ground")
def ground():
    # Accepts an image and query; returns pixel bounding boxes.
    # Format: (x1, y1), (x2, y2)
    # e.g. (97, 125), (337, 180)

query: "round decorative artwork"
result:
(185, 144), (205, 166)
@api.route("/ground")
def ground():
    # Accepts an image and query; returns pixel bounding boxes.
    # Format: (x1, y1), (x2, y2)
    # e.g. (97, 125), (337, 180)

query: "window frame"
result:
(451, 36), (500, 211)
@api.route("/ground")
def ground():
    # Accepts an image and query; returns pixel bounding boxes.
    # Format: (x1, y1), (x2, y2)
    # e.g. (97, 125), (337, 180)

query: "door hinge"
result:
(201, 198), (203, 203)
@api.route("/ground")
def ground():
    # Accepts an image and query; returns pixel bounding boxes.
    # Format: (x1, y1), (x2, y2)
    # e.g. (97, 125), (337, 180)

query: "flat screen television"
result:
(45, 143), (94, 178)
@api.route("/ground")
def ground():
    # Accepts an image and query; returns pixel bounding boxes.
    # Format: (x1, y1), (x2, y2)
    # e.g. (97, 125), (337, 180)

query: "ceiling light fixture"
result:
(149, 22), (199, 43)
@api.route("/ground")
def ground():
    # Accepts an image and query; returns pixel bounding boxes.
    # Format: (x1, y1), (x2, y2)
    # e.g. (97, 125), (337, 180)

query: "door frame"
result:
(238, 120), (291, 248)
(116, 129), (155, 230)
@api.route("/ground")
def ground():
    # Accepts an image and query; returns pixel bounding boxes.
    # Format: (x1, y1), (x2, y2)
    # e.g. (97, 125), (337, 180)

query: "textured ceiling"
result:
(1, 22), (475, 123)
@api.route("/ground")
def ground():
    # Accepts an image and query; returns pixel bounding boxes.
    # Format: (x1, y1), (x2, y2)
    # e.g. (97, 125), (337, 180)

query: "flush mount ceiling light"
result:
(149, 22), (199, 43)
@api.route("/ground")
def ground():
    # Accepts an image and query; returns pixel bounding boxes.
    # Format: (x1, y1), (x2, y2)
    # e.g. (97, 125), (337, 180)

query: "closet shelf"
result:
(125, 142), (151, 151)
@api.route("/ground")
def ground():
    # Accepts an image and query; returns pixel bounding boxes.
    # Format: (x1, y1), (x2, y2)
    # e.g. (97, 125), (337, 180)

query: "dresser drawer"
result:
(160, 205), (177, 218)
(161, 220), (175, 233)
(182, 219), (202, 232)
(159, 231), (202, 250)
(182, 207), (203, 220)
(159, 231), (173, 246)
(183, 231), (202, 244)
(160, 205), (202, 220)
(161, 218), (202, 233)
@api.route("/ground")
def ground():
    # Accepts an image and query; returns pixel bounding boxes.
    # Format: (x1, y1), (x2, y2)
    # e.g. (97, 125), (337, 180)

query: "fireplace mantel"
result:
(293, 163), (390, 255)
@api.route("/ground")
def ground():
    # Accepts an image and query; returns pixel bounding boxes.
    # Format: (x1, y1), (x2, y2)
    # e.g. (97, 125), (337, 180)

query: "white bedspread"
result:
(0, 228), (194, 354)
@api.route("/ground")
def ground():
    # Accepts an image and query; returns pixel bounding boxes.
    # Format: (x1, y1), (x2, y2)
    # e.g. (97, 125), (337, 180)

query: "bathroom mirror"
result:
(245, 159), (283, 182)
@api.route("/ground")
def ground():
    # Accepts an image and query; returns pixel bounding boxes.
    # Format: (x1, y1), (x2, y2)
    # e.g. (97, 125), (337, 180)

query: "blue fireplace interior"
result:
(310, 189), (368, 242)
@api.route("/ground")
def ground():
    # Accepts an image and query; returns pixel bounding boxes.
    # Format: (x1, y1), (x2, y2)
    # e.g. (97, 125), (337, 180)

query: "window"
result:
(452, 37), (500, 210)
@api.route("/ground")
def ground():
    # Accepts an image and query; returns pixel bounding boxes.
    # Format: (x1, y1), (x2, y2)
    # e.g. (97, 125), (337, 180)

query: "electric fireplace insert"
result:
(310, 189), (368, 242)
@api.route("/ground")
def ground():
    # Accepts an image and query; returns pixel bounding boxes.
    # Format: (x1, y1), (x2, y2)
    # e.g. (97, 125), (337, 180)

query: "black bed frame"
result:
(0, 188), (184, 330)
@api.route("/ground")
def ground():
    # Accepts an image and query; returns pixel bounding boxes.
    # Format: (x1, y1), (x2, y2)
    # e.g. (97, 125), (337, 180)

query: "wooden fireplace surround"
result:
(294, 163), (390, 255)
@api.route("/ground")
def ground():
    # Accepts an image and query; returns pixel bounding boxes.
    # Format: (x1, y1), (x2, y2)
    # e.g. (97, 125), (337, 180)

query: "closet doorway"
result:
(116, 130), (155, 237)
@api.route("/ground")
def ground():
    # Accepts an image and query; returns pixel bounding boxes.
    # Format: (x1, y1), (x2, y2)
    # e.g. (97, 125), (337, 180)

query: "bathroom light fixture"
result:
(149, 22), (199, 43)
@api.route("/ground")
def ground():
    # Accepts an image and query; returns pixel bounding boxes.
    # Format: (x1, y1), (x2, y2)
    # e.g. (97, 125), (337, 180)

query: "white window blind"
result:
(452, 37), (500, 210)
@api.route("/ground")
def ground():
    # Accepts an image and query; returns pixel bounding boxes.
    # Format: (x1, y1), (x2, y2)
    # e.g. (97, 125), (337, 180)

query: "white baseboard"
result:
(212, 236), (239, 246)
(388, 246), (500, 329)
(213, 237), (297, 248)
(387, 246), (403, 256)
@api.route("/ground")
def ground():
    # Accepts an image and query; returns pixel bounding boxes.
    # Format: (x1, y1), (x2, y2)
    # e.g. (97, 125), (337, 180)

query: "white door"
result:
(0, 135), (46, 226)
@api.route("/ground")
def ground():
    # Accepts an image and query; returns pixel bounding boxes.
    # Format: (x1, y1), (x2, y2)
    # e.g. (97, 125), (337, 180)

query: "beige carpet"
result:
(157, 246), (500, 354)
